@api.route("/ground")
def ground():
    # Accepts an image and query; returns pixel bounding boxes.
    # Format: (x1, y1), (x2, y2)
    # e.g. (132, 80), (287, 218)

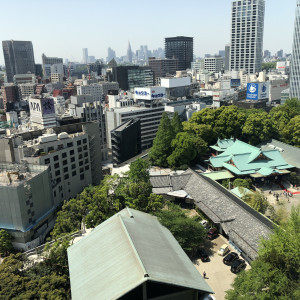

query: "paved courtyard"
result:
(194, 235), (250, 300)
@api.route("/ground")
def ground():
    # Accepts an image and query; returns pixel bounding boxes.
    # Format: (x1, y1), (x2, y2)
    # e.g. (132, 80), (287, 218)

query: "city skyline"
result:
(0, 0), (296, 65)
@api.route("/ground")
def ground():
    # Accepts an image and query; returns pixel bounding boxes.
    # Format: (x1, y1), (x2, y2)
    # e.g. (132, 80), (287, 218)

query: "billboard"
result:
(230, 79), (241, 88)
(41, 98), (55, 115)
(246, 82), (269, 100)
(29, 98), (55, 116)
(134, 87), (166, 100)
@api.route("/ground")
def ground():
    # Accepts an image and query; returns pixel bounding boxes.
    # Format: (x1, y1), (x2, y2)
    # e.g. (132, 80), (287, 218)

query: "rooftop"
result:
(67, 208), (213, 300)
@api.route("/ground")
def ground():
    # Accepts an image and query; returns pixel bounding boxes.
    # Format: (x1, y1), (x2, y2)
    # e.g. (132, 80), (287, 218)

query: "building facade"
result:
(165, 36), (193, 71)
(42, 54), (63, 78)
(2, 40), (36, 82)
(148, 57), (178, 78)
(127, 67), (154, 90)
(289, 0), (300, 100)
(230, 0), (265, 74)
(204, 56), (224, 73)
(1, 84), (19, 112)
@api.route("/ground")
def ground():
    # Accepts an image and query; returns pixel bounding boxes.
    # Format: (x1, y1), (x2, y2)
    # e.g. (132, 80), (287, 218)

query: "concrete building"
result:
(18, 83), (36, 99)
(13, 73), (36, 84)
(2, 40), (36, 82)
(1, 122), (102, 206)
(269, 79), (289, 102)
(160, 77), (192, 99)
(105, 101), (165, 150)
(148, 57), (178, 78)
(111, 119), (141, 166)
(1, 84), (19, 112)
(51, 73), (64, 84)
(29, 96), (56, 128)
(289, 0), (300, 100)
(191, 60), (204, 72)
(204, 56), (224, 73)
(77, 83), (103, 102)
(42, 54), (63, 78)
(0, 162), (55, 251)
(165, 36), (193, 70)
(225, 44), (230, 71)
(69, 95), (108, 160)
(50, 63), (64, 76)
(127, 67), (154, 90)
(230, 0), (265, 74)
(134, 86), (166, 107)
(82, 48), (88, 64)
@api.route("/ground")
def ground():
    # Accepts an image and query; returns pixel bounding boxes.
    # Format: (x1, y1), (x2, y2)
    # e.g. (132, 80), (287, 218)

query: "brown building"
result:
(148, 57), (178, 78)
(1, 84), (19, 112)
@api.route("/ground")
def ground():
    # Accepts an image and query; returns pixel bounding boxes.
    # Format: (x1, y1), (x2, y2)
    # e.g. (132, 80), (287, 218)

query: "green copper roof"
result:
(203, 170), (235, 181)
(67, 208), (213, 300)
(231, 187), (253, 198)
(209, 139), (294, 176)
(210, 138), (235, 152)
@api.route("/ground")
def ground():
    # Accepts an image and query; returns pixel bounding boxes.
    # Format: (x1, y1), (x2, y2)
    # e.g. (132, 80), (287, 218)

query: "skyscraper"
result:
(2, 40), (36, 82)
(225, 44), (231, 71)
(290, 0), (300, 100)
(127, 41), (133, 63)
(165, 36), (193, 71)
(230, 0), (265, 74)
(82, 48), (88, 64)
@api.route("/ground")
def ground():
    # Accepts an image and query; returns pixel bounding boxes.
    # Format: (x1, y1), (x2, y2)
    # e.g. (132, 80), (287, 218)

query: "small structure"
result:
(209, 138), (293, 179)
(67, 208), (213, 300)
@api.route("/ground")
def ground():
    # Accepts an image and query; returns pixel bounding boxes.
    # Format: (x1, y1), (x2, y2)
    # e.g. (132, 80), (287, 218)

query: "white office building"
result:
(204, 56), (224, 73)
(77, 84), (103, 102)
(230, 0), (265, 74)
(290, 0), (300, 100)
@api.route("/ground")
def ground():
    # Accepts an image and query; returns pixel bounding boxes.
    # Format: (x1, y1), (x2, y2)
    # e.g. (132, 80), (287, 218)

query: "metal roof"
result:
(67, 208), (213, 300)
(203, 170), (235, 181)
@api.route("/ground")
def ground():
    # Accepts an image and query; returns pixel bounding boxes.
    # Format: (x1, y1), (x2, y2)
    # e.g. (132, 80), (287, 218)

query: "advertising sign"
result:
(246, 82), (269, 100)
(230, 79), (241, 88)
(134, 87), (166, 100)
(41, 98), (55, 115)
(29, 98), (55, 116)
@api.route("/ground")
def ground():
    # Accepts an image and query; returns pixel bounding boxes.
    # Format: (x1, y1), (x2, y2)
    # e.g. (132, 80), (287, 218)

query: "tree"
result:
(289, 172), (300, 186)
(0, 229), (13, 256)
(226, 206), (300, 300)
(171, 112), (183, 135)
(155, 204), (206, 256)
(261, 61), (277, 72)
(281, 115), (300, 147)
(242, 112), (276, 145)
(243, 192), (269, 214)
(233, 178), (252, 190)
(167, 132), (207, 168)
(183, 122), (217, 146)
(127, 158), (150, 183)
(214, 106), (247, 139)
(149, 112), (174, 167)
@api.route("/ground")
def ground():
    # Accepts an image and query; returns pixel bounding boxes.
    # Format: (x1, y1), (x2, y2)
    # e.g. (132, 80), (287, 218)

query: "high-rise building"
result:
(230, 0), (265, 74)
(263, 50), (271, 58)
(42, 54), (63, 78)
(83, 48), (88, 64)
(2, 40), (36, 82)
(165, 36), (193, 70)
(225, 44), (231, 71)
(277, 49), (283, 58)
(127, 41), (133, 63)
(204, 56), (224, 73)
(107, 47), (116, 63)
(290, 0), (300, 100)
(148, 57), (178, 78)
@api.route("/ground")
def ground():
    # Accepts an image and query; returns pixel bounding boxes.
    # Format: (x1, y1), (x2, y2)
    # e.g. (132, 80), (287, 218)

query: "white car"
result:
(203, 294), (216, 300)
(218, 244), (230, 256)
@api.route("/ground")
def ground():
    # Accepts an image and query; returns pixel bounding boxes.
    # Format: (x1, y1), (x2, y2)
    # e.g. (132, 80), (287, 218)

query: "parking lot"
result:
(194, 235), (250, 300)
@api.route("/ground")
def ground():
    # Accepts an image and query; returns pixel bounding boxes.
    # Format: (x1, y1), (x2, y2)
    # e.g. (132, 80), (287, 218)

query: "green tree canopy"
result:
(281, 115), (300, 147)
(155, 204), (206, 257)
(171, 112), (183, 135)
(149, 112), (175, 167)
(0, 229), (13, 256)
(243, 191), (269, 214)
(233, 178), (253, 190)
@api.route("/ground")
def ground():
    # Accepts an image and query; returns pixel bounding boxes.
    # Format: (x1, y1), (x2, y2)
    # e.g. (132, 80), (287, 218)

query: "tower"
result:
(127, 41), (133, 63)
(83, 48), (88, 64)
(2, 40), (36, 82)
(230, 0), (265, 74)
(289, 0), (300, 100)
(165, 36), (193, 71)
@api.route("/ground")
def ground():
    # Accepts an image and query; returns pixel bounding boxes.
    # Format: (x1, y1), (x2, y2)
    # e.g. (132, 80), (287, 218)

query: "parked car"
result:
(198, 248), (209, 262)
(207, 228), (218, 240)
(231, 259), (246, 273)
(223, 252), (239, 265)
(218, 244), (230, 256)
(200, 220), (210, 230)
(202, 294), (216, 300)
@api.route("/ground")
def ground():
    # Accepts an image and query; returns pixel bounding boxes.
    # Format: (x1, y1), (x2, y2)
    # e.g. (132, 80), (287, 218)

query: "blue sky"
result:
(0, 0), (296, 64)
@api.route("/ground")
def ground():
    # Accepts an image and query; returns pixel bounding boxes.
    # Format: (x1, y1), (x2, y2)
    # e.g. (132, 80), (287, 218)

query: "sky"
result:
(0, 0), (297, 64)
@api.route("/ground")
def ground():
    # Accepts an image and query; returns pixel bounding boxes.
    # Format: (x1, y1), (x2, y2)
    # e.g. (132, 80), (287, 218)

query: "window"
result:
(71, 164), (76, 169)
(78, 147), (82, 153)
(62, 152), (67, 158)
(83, 145), (88, 151)
(83, 138), (87, 144)
(63, 167), (68, 173)
(55, 170), (60, 176)
(70, 149), (74, 155)
(71, 157), (75, 162)
(79, 161), (83, 166)
(77, 140), (82, 146)
(44, 158), (50, 164)
(63, 160), (68, 166)
(85, 165), (90, 171)
(67, 142), (73, 147)
(57, 177), (61, 183)
(80, 174), (85, 180)
(54, 163), (59, 169)
(54, 191), (56, 197)
(54, 155), (59, 161)
(72, 171), (77, 176)
(64, 174), (69, 180)
(80, 167), (84, 173)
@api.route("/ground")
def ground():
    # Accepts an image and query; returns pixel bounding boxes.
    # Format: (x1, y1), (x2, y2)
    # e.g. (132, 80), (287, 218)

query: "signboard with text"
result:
(246, 82), (269, 100)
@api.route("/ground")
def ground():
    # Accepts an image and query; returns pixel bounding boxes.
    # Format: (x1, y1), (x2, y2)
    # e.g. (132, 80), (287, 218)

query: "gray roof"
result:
(67, 208), (213, 300)
(150, 170), (274, 260)
(259, 139), (300, 169)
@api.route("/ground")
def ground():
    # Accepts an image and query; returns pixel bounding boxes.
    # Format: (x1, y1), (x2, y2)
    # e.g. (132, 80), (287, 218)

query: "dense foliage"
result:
(150, 99), (300, 169)
(0, 229), (14, 256)
(155, 204), (206, 256)
(226, 206), (300, 299)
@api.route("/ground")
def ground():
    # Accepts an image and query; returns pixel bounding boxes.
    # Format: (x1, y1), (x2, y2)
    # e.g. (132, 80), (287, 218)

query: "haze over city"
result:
(0, 0), (296, 64)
